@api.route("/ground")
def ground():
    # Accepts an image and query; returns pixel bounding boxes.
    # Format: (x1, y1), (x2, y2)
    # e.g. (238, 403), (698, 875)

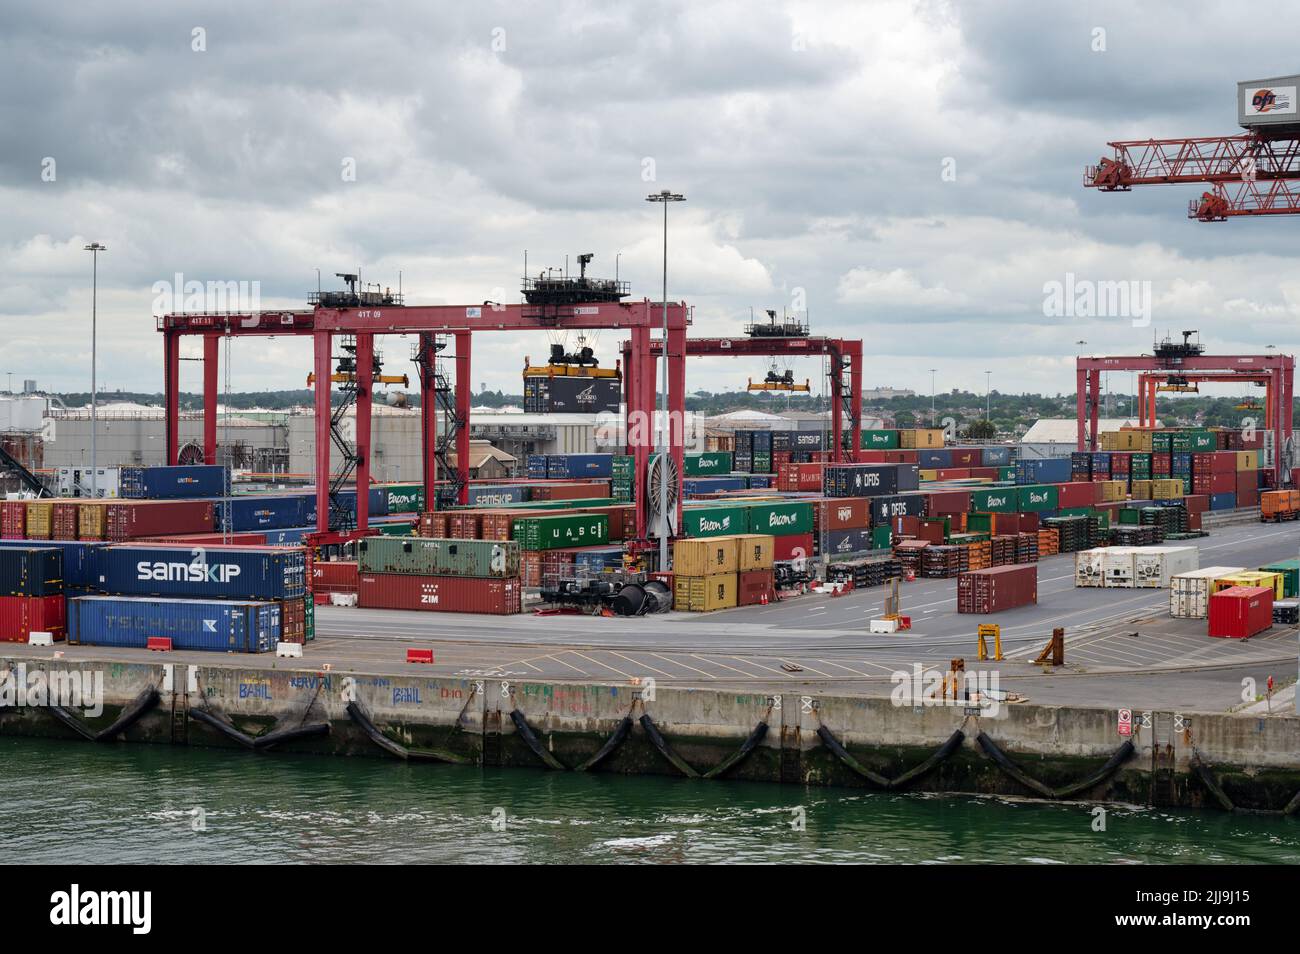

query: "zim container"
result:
(357, 572), (522, 614)
(68, 595), (281, 653)
(93, 544), (307, 600)
(357, 536), (520, 578)
(0, 594), (67, 642)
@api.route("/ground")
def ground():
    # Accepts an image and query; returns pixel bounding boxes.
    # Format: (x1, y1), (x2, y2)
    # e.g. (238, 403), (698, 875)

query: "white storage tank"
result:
(1169, 566), (1247, 619)
(1133, 546), (1200, 588)
(1239, 75), (1300, 128)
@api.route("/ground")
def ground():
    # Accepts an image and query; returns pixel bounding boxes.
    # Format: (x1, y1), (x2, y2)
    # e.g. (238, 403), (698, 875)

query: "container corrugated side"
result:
(94, 544), (306, 600)
(68, 595), (280, 652)
(356, 573), (522, 614)
(357, 536), (520, 578)
(0, 547), (63, 596)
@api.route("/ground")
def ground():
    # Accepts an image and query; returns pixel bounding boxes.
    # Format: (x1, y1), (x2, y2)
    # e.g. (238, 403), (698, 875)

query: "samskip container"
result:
(1169, 566), (1247, 619)
(93, 544), (307, 600)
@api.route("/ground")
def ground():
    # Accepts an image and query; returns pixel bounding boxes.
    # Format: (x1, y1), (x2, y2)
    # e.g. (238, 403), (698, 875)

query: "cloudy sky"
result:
(2, 1), (1296, 401)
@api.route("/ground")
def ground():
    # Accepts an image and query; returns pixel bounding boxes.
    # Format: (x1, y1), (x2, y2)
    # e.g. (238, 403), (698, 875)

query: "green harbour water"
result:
(3, 738), (1298, 864)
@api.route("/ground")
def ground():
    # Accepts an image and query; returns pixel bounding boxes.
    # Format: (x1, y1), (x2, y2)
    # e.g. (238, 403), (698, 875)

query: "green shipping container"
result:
(681, 504), (749, 538)
(745, 501), (814, 536)
(512, 514), (610, 551)
(998, 467), (1016, 481)
(374, 521), (415, 537)
(752, 452), (771, 474)
(1261, 559), (1300, 598)
(684, 452), (733, 476)
(358, 536), (521, 577)
(382, 484), (424, 513)
(1172, 430), (1216, 452)
(860, 429), (900, 449)
(1152, 432), (1173, 453)
(303, 595), (314, 642)
(970, 488), (1017, 513)
(870, 524), (892, 550)
(1018, 485), (1059, 512)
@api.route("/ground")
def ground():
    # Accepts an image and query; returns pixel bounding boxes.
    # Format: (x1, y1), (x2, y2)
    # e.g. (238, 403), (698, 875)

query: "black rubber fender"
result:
(977, 732), (1135, 800)
(1190, 755), (1235, 812)
(251, 721), (331, 750)
(703, 720), (769, 780)
(345, 700), (468, 763)
(509, 708), (567, 770)
(1052, 739), (1136, 799)
(573, 715), (633, 773)
(49, 685), (161, 743)
(188, 705), (258, 748)
(816, 724), (894, 788)
(638, 713), (700, 778)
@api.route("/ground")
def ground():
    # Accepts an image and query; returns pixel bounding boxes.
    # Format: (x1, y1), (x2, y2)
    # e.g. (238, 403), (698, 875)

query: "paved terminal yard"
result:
(23, 521), (1298, 715)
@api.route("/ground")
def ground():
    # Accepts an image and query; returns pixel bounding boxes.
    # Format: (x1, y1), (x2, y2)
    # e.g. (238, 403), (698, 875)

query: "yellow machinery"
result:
(308, 371), (409, 387)
(977, 624), (1003, 661)
(747, 366), (810, 393)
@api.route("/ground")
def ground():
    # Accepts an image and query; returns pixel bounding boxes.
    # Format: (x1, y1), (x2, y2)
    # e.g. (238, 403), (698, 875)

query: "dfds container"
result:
(1208, 586), (1274, 639)
(358, 536), (520, 578)
(822, 464), (899, 498)
(93, 544), (307, 600)
(868, 494), (926, 525)
(356, 573), (522, 615)
(957, 564), (1038, 614)
(511, 513), (609, 551)
(0, 547), (62, 597)
(120, 464), (228, 499)
(0, 594), (67, 642)
(68, 595), (281, 653)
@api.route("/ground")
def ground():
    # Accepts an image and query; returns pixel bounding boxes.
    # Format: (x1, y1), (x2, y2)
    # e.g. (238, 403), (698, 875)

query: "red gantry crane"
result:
(1085, 75), (1300, 220)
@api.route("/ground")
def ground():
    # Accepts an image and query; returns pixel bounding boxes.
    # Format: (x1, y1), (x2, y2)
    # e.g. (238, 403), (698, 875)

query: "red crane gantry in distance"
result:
(622, 335), (864, 460)
(1076, 351), (1296, 488)
(159, 297), (692, 543)
(1084, 128), (1300, 220)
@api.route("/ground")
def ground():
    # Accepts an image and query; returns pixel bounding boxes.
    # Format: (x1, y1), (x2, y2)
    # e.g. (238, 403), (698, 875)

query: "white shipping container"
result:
(1169, 566), (1247, 619)
(1133, 546), (1199, 588)
(1074, 548), (1107, 587)
(1103, 547), (1138, 588)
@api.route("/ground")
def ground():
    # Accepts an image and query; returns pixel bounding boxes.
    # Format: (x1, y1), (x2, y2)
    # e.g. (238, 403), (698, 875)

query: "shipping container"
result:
(1260, 559), (1300, 598)
(673, 573), (738, 612)
(773, 533), (813, 562)
(1017, 485), (1060, 512)
(1103, 547), (1138, 588)
(680, 504), (749, 538)
(744, 501), (814, 536)
(378, 483), (425, 513)
(68, 595), (281, 652)
(545, 454), (614, 479)
(737, 569), (775, 606)
(512, 513), (609, 551)
(1074, 548), (1107, 587)
(956, 564), (1038, 614)
(93, 544), (307, 600)
(683, 452), (733, 476)
(1016, 458), (1072, 484)
(861, 429), (900, 449)
(357, 573), (522, 614)
(0, 539), (103, 590)
(0, 547), (62, 597)
(0, 594), (66, 641)
(1132, 545), (1199, 588)
(825, 527), (874, 555)
(0, 500), (26, 539)
(672, 537), (739, 576)
(819, 498), (871, 531)
(1214, 571), (1285, 601)
(312, 560), (360, 592)
(523, 375), (621, 414)
(898, 428), (944, 449)
(925, 490), (972, 516)
(970, 488), (1018, 513)
(1208, 586), (1274, 638)
(466, 485), (528, 507)
(980, 446), (1012, 466)
(1169, 566), (1248, 619)
(734, 534), (775, 571)
(120, 464), (228, 499)
(822, 464), (900, 498)
(358, 536), (519, 578)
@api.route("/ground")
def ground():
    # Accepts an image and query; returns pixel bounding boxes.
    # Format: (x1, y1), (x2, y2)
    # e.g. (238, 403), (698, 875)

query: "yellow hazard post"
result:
(977, 624), (1003, 662)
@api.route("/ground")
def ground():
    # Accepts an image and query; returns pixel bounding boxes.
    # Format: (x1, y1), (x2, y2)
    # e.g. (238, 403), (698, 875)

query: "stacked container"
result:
(0, 547), (66, 641)
(357, 536), (522, 614)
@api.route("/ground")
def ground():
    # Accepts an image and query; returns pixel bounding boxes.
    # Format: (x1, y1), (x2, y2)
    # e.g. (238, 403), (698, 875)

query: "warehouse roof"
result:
(1020, 418), (1162, 444)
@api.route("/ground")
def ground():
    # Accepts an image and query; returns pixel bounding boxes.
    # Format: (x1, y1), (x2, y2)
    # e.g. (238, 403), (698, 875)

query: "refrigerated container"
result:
(1132, 546), (1199, 588)
(1169, 566), (1247, 619)
(1102, 547), (1138, 588)
(1074, 548), (1107, 588)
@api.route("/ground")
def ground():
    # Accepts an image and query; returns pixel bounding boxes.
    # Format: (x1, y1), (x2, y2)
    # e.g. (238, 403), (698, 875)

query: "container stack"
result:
(0, 547), (66, 642)
(672, 534), (775, 611)
(357, 537), (523, 614)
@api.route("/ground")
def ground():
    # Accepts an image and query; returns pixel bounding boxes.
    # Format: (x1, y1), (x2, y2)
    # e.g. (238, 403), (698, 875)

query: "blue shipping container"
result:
(68, 595), (281, 653)
(919, 449), (952, 469)
(120, 464), (229, 499)
(467, 485), (528, 507)
(747, 475), (774, 489)
(214, 494), (312, 531)
(1209, 492), (1237, 511)
(0, 539), (105, 591)
(979, 446), (1011, 466)
(263, 526), (314, 545)
(527, 454), (548, 479)
(545, 454), (614, 479)
(896, 464), (920, 492)
(683, 477), (747, 495)
(825, 528), (874, 555)
(1016, 458), (1072, 484)
(93, 545), (306, 600)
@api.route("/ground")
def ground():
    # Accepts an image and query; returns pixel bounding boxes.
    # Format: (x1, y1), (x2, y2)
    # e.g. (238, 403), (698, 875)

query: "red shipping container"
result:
(1237, 485), (1259, 508)
(883, 451), (919, 464)
(1187, 511), (1202, 531)
(449, 512), (481, 539)
(0, 501), (26, 539)
(313, 560), (360, 592)
(819, 498), (871, 530)
(104, 500), (215, 542)
(936, 468), (971, 480)
(737, 569), (775, 606)
(1110, 455), (1131, 474)
(926, 490), (971, 514)
(530, 482), (610, 501)
(357, 573), (522, 615)
(1208, 586), (1273, 639)
(956, 564), (1037, 614)
(0, 594), (66, 642)
(857, 451), (887, 463)
(1056, 481), (1099, 508)
(949, 449), (979, 467)
(142, 532), (268, 546)
(969, 467), (999, 480)
(773, 533), (813, 562)
(1235, 470), (1257, 496)
(1183, 494), (1209, 514)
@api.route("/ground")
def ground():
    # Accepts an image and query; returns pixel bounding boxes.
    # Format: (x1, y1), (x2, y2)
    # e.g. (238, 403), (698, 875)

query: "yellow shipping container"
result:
(77, 501), (108, 540)
(899, 428), (944, 449)
(1214, 571), (1284, 601)
(733, 534), (775, 571)
(673, 573), (738, 612)
(918, 469), (939, 482)
(1099, 480), (1129, 502)
(1150, 479), (1184, 500)
(25, 501), (53, 539)
(1130, 479), (1152, 500)
(1236, 450), (1259, 471)
(673, 536), (739, 576)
